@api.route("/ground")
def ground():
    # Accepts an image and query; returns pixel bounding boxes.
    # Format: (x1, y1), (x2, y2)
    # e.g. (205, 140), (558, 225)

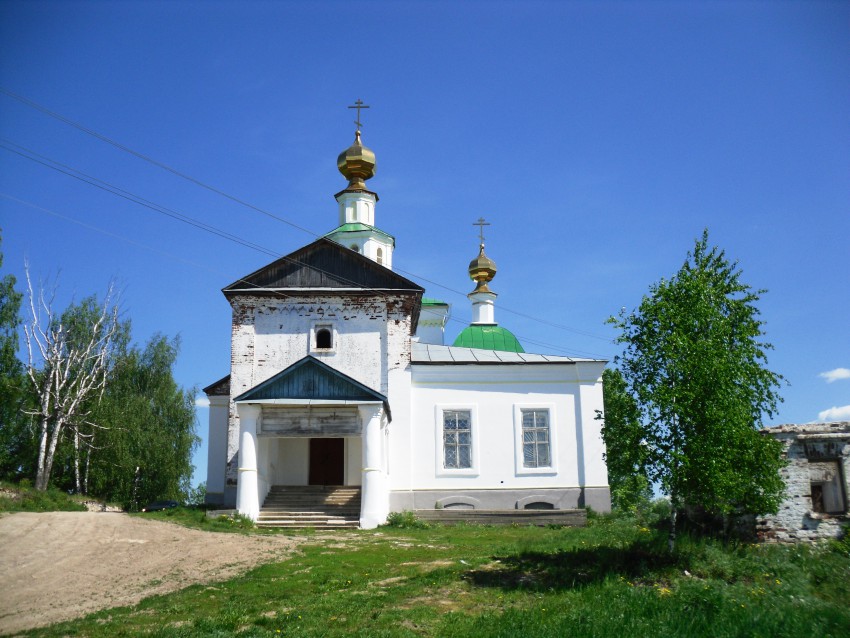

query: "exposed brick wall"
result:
(224, 293), (414, 487)
(758, 422), (850, 543)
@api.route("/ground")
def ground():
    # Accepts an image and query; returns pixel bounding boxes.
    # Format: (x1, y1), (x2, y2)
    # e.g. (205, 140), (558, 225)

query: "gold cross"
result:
(473, 217), (491, 243)
(348, 99), (370, 131)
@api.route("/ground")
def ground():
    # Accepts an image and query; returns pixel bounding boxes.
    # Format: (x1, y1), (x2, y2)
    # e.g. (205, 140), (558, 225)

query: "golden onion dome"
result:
(337, 130), (376, 191)
(468, 244), (497, 292)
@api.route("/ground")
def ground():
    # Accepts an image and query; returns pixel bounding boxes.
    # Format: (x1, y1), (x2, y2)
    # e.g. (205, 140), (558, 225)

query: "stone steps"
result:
(258, 486), (361, 529)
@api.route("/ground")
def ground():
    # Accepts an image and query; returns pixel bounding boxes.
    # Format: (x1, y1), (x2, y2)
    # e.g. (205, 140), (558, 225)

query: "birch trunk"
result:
(35, 416), (51, 491)
(24, 268), (119, 491)
(73, 426), (81, 494)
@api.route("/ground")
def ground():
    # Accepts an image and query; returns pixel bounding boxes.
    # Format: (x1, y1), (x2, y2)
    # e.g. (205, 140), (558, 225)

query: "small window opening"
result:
(350, 244), (360, 253)
(376, 247), (383, 265)
(524, 502), (555, 510)
(809, 461), (846, 514)
(316, 328), (332, 349)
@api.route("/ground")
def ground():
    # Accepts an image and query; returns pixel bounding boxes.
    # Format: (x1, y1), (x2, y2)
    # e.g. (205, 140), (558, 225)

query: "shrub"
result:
(384, 510), (430, 529)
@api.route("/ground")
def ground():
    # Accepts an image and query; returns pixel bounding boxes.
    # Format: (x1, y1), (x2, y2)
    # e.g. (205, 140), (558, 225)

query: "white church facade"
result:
(204, 119), (610, 528)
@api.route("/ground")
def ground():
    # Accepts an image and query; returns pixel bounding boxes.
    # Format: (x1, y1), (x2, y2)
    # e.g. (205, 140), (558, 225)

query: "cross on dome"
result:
(348, 99), (370, 132)
(473, 217), (490, 245)
(467, 218), (497, 293)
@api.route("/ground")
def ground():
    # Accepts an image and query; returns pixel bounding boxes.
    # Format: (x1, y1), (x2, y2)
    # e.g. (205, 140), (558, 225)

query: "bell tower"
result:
(325, 100), (395, 268)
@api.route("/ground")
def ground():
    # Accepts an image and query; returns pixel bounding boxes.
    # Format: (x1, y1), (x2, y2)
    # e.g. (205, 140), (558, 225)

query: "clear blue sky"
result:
(1, 1), (848, 488)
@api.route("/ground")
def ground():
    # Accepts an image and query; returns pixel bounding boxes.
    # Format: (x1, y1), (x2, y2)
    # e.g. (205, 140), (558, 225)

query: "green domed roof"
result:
(452, 325), (524, 353)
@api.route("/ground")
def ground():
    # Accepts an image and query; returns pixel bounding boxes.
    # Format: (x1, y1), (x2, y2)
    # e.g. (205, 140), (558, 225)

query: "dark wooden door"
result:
(309, 438), (345, 485)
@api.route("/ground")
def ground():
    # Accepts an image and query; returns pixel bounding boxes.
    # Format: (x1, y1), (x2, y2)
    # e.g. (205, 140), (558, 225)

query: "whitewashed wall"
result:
(224, 293), (414, 495)
(400, 361), (607, 494)
(205, 395), (229, 502)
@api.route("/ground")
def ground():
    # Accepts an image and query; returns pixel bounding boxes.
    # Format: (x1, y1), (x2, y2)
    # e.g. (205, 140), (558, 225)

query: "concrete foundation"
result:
(389, 486), (610, 512)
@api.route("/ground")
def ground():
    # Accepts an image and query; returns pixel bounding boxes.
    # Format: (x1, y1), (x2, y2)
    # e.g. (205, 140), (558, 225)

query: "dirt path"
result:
(0, 511), (305, 635)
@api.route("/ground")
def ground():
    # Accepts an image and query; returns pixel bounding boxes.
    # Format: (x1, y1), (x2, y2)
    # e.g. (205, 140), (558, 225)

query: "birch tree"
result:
(609, 231), (785, 550)
(24, 270), (120, 491)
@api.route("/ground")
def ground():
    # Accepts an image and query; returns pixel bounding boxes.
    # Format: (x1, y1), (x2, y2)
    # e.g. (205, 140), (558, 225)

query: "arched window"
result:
(350, 244), (360, 253)
(316, 328), (332, 349)
(376, 247), (383, 265)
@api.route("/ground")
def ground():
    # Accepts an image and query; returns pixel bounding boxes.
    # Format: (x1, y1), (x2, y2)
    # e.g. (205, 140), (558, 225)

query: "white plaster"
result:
(408, 364), (595, 492)
(415, 303), (450, 345)
(336, 191), (376, 226)
(269, 438), (309, 484)
(205, 395), (229, 496)
(469, 290), (497, 324)
(360, 404), (388, 528)
(345, 436), (363, 486)
(236, 404), (261, 521)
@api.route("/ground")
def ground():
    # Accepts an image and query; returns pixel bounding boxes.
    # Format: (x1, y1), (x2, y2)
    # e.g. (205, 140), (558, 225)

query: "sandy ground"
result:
(0, 511), (304, 635)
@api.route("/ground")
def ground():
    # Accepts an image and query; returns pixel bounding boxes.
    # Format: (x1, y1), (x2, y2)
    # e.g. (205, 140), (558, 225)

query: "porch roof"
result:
(234, 356), (391, 421)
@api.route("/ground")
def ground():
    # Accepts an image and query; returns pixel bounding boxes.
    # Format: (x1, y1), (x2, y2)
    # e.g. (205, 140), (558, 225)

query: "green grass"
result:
(17, 513), (850, 637)
(0, 481), (87, 512)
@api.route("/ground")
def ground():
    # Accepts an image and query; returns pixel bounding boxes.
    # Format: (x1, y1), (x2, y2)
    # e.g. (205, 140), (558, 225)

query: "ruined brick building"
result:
(203, 120), (610, 527)
(758, 422), (850, 541)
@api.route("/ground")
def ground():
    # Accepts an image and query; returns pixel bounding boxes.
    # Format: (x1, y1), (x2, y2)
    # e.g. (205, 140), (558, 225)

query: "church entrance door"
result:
(308, 438), (344, 485)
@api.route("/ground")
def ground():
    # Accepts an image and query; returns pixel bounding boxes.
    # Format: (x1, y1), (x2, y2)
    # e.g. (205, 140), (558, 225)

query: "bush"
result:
(383, 510), (430, 529)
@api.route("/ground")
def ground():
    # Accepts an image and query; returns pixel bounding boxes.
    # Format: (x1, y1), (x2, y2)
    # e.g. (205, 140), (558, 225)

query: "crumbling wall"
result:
(223, 293), (414, 495)
(758, 422), (850, 543)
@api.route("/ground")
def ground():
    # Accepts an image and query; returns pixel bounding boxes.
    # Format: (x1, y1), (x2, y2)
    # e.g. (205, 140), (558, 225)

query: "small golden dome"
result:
(468, 244), (497, 293)
(337, 130), (376, 191)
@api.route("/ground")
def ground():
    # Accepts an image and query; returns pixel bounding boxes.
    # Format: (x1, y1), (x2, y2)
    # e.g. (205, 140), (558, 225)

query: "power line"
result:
(0, 87), (318, 238)
(0, 88), (614, 343)
(2, 191), (611, 360)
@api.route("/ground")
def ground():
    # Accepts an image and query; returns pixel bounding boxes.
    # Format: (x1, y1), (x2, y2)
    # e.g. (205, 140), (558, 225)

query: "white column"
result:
(236, 403), (261, 521)
(359, 404), (388, 529)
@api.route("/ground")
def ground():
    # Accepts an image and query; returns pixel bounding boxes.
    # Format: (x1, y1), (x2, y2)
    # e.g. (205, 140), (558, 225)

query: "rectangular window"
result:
(522, 409), (551, 468)
(809, 461), (846, 515)
(443, 410), (472, 469)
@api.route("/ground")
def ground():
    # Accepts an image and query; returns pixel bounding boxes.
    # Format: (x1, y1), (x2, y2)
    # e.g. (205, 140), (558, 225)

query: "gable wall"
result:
(224, 293), (414, 491)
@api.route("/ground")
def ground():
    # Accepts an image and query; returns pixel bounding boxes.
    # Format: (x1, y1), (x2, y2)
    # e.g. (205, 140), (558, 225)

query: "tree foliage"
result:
(599, 368), (652, 512)
(85, 335), (198, 508)
(0, 233), (31, 479)
(0, 241), (198, 504)
(610, 231), (785, 534)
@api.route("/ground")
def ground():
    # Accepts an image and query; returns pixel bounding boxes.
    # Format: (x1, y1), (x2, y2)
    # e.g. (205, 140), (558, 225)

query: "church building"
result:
(204, 113), (610, 528)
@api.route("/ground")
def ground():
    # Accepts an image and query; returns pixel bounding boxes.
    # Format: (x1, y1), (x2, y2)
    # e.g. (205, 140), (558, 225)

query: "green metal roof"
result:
(422, 297), (448, 307)
(452, 324), (525, 353)
(324, 222), (395, 244)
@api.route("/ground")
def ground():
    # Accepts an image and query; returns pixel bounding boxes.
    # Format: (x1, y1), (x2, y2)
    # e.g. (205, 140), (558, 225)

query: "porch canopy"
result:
(233, 356), (390, 528)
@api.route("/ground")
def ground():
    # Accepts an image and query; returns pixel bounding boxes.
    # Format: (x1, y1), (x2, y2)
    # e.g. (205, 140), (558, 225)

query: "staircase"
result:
(257, 485), (362, 529)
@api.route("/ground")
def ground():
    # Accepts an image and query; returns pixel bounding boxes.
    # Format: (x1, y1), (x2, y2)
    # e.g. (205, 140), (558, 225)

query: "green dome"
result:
(452, 325), (524, 353)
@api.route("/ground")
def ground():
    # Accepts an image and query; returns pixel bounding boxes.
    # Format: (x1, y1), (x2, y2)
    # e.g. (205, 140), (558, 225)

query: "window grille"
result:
(443, 410), (472, 469)
(522, 409), (551, 468)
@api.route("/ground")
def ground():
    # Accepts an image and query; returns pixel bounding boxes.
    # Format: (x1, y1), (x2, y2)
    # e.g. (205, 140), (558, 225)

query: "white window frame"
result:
(435, 404), (480, 477)
(513, 404), (558, 476)
(310, 322), (337, 355)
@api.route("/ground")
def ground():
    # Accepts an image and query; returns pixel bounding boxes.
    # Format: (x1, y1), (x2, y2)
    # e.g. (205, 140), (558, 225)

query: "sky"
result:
(1, 0), (848, 488)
